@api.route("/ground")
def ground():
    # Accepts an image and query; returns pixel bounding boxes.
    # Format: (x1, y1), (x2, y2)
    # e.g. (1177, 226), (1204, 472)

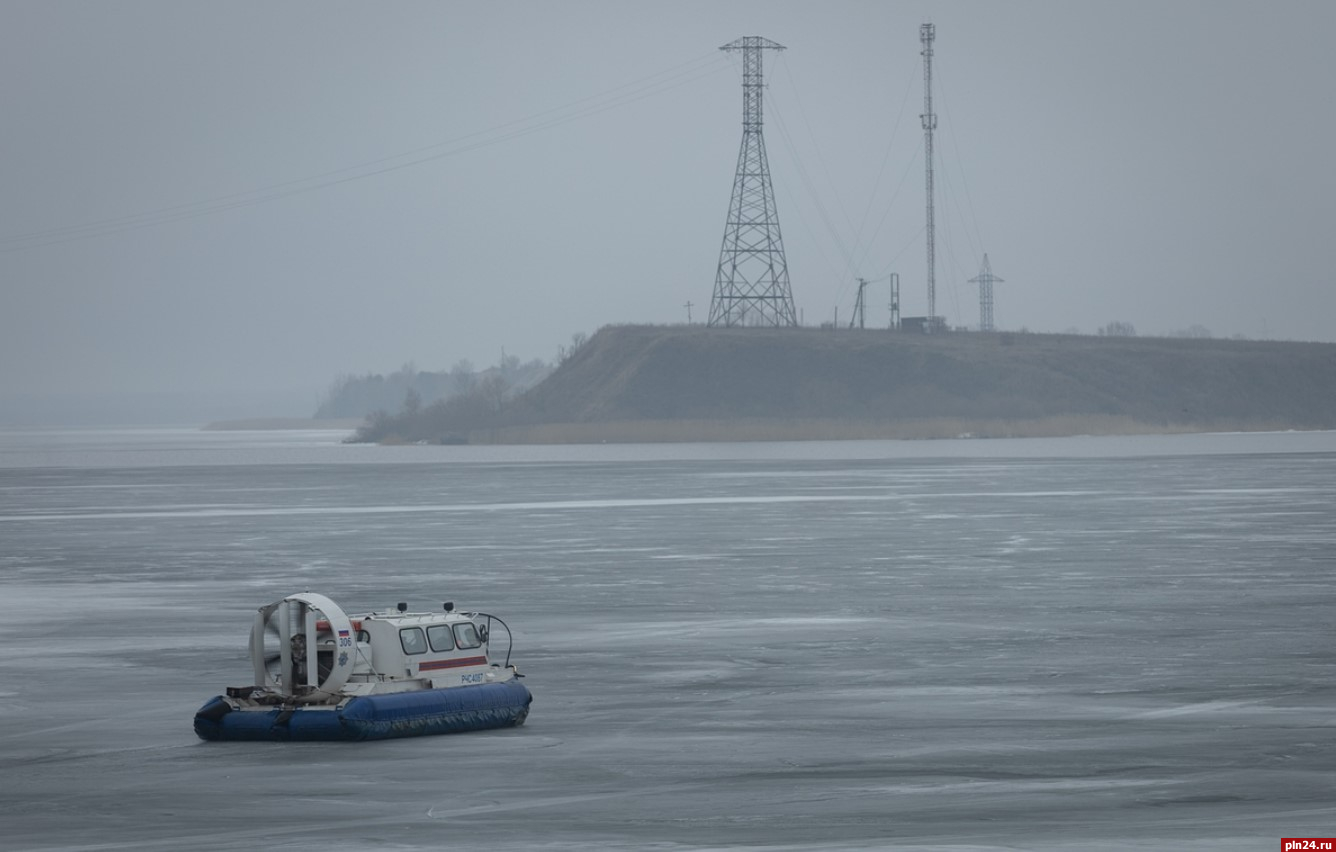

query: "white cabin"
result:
(245, 593), (517, 704)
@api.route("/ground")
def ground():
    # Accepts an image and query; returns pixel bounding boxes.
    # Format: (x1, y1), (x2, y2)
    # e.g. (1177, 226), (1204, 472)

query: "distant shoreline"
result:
(202, 417), (362, 431)
(443, 415), (1296, 445)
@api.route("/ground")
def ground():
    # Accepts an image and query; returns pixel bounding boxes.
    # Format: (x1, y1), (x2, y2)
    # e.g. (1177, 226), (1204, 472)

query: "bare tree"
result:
(402, 388), (421, 416)
(1098, 321), (1137, 337)
(450, 359), (476, 394)
(1171, 324), (1212, 339)
(558, 331), (589, 365)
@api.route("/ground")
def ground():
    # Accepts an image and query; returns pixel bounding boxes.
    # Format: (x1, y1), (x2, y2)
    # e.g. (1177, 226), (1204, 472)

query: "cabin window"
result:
(356, 629), (371, 644)
(427, 625), (456, 653)
(399, 627), (427, 655)
(453, 622), (482, 649)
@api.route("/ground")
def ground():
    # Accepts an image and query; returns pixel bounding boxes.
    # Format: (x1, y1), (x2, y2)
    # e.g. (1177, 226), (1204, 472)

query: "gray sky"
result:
(2, 0), (1333, 410)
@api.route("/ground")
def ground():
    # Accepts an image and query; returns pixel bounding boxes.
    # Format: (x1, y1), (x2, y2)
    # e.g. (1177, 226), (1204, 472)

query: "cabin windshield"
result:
(427, 624), (456, 652)
(453, 623), (482, 649)
(399, 627), (427, 655)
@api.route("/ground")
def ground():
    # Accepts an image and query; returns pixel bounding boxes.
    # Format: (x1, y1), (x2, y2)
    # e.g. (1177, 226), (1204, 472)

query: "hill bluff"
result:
(355, 325), (1336, 443)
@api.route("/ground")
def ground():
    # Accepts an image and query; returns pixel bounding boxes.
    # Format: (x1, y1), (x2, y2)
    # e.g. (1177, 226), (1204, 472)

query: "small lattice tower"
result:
(709, 36), (797, 328)
(969, 254), (1004, 332)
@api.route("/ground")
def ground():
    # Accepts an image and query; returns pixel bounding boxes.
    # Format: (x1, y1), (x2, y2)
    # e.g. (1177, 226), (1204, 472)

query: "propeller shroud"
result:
(248, 592), (355, 700)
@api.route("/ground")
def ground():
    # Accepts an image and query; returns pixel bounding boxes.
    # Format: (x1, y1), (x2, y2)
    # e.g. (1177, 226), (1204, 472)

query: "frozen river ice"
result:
(1, 428), (1334, 850)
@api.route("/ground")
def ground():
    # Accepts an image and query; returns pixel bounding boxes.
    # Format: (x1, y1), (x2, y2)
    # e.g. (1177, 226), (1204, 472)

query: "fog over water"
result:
(1, 429), (1334, 850)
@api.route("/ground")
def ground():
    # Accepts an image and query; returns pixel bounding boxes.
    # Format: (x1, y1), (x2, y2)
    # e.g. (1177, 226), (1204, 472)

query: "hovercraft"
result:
(194, 592), (532, 742)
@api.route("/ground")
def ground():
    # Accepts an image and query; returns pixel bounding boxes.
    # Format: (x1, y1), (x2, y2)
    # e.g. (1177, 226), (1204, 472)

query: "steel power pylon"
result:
(969, 254), (1004, 332)
(920, 23), (940, 332)
(709, 36), (797, 328)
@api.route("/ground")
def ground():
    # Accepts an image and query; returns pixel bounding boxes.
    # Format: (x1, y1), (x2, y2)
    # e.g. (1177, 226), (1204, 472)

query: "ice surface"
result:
(0, 430), (1334, 850)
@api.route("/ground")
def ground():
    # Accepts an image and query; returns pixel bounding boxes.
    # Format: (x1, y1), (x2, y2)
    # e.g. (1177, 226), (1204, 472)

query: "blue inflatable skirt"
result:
(194, 680), (532, 742)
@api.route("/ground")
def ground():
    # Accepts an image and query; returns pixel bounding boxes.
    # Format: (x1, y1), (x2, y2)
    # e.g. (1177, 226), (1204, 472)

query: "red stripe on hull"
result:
(419, 656), (488, 671)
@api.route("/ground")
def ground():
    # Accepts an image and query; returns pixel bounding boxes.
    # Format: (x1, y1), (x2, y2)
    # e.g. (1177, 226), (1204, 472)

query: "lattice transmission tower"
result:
(969, 254), (1004, 332)
(709, 36), (797, 328)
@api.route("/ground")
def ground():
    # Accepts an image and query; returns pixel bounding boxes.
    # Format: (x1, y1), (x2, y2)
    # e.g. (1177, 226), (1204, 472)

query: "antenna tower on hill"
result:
(708, 36), (797, 328)
(920, 23), (942, 333)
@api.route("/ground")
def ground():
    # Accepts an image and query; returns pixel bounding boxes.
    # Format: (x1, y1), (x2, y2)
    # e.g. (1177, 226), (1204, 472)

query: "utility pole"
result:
(684, 300), (694, 324)
(709, 36), (798, 328)
(888, 272), (901, 330)
(968, 254), (1003, 332)
(920, 23), (939, 332)
(849, 277), (869, 329)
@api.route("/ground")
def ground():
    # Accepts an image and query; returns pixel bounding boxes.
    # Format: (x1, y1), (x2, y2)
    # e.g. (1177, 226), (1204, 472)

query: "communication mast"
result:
(969, 254), (1004, 332)
(709, 37), (798, 328)
(920, 23), (940, 332)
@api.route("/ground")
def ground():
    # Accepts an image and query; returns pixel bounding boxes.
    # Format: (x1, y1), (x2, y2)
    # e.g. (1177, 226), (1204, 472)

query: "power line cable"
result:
(934, 58), (987, 257)
(864, 137), (924, 277)
(775, 57), (861, 267)
(879, 223), (926, 282)
(847, 56), (922, 284)
(763, 91), (855, 290)
(6, 51), (727, 245)
(2, 52), (731, 253)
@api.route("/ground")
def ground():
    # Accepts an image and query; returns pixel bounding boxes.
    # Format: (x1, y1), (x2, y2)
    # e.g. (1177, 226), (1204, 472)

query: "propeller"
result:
(249, 593), (356, 701)
(259, 617), (284, 683)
